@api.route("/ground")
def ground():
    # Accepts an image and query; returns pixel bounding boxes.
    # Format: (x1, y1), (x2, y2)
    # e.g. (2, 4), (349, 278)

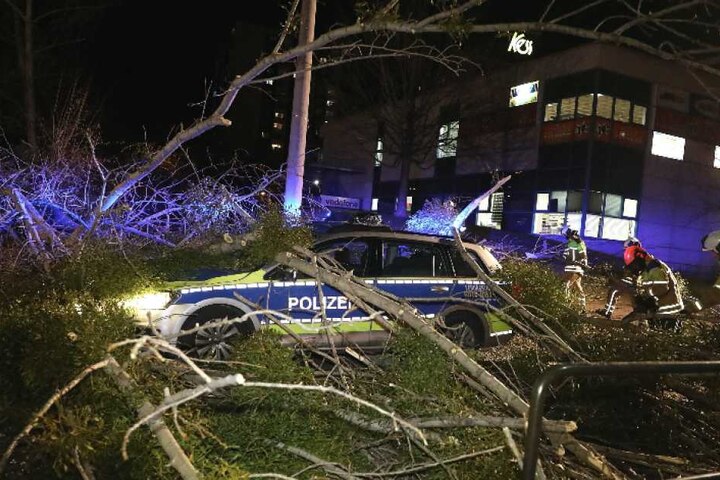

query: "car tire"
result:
(438, 306), (492, 348)
(177, 304), (255, 360)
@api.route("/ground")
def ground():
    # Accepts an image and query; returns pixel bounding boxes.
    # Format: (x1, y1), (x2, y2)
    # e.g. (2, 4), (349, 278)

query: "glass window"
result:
(596, 94), (613, 119)
(532, 213), (565, 234)
(623, 198), (638, 218)
(714, 146), (720, 169)
(559, 97), (577, 120)
(576, 94), (594, 117)
(589, 192), (603, 215)
(437, 120), (460, 158)
(314, 239), (372, 277)
(478, 196), (490, 212)
(584, 214), (600, 238)
(604, 193), (623, 217)
(509, 81), (539, 107)
(381, 241), (451, 277)
(550, 190), (567, 213)
(544, 103), (558, 122)
(567, 191), (583, 212)
(371, 198), (379, 211)
(374, 138), (383, 167)
(651, 131), (685, 160)
(614, 99), (631, 123)
(632, 105), (647, 125)
(406, 196), (413, 212)
(536, 193), (550, 211)
(449, 249), (489, 276)
(602, 218), (636, 241)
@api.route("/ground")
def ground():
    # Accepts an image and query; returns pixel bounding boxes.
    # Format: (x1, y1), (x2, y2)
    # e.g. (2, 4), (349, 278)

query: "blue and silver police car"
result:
(125, 227), (512, 359)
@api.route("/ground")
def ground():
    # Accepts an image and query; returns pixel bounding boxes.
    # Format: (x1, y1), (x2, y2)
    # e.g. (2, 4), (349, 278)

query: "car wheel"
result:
(439, 307), (491, 348)
(178, 305), (255, 360)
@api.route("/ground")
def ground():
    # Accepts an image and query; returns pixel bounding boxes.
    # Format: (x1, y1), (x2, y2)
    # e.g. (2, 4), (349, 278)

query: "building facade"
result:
(318, 43), (720, 276)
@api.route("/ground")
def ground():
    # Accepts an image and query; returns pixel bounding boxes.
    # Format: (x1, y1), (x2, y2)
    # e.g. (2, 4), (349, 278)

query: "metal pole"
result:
(523, 361), (720, 480)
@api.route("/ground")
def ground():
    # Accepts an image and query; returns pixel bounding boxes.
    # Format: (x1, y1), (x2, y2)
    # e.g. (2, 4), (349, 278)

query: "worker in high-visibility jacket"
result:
(562, 227), (588, 311)
(595, 237), (642, 319)
(701, 230), (720, 305)
(620, 245), (684, 331)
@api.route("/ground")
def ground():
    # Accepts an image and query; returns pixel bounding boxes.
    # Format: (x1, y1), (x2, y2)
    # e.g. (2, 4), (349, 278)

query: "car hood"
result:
(162, 269), (268, 290)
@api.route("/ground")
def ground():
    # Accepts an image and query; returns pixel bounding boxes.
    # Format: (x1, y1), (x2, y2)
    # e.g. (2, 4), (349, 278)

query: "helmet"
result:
(561, 226), (579, 239)
(701, 230), (720, 253)
(624, 245), (649, 267)
(623, 236), (642, 248)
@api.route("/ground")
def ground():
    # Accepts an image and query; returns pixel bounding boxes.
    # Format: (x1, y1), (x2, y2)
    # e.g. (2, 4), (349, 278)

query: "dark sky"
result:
(89, 0), (284, 145)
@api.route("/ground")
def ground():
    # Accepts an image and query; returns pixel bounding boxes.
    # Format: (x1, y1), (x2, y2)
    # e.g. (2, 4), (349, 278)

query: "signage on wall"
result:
(508, 32), (534, 56)
(320, 194), (360, 210)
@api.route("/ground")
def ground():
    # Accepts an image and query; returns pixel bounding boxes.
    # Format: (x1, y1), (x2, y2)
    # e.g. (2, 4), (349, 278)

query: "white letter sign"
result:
(508, 32), (533, 56)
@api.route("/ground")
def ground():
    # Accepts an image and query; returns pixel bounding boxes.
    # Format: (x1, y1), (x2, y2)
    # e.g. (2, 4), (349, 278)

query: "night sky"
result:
(88, 0), (284, 145)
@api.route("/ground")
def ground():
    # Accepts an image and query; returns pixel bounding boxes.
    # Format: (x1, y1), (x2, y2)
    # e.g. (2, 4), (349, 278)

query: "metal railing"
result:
(523, 361), (720, 480)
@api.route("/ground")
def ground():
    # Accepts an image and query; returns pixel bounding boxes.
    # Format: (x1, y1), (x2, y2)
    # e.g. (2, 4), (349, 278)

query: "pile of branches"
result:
(0, 145), (293, 261)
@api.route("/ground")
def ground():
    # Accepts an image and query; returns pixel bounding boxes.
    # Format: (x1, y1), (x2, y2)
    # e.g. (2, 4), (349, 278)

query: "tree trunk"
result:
(21, 0), (36, 150)
(283, 0), (317, 214)
(393, 154), (411, 218)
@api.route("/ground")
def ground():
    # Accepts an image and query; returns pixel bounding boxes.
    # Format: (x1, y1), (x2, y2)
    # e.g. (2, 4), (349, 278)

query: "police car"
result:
(126, 227), (512, 359)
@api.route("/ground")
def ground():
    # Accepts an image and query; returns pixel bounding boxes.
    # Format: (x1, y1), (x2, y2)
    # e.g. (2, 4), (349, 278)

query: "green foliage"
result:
(241, 206), (313, 269)
(497, 256), (572, 322)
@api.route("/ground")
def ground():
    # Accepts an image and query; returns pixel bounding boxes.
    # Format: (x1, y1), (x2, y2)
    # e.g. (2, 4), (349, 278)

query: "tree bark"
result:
(283, 0), (316, 214)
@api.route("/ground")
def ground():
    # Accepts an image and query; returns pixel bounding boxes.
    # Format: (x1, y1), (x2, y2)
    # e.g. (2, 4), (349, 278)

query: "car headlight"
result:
(122, 291), (173, 311)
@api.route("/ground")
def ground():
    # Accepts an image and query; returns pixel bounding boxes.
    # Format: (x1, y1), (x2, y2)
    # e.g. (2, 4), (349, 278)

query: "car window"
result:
(314, 239), (372, 277)
(449, 249), (489, 276)
(381, 241), (452, 277)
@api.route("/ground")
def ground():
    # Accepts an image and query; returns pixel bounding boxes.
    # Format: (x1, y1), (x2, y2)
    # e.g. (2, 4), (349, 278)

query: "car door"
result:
(377, 239), (457, 318)
(280, 237), (378, 334)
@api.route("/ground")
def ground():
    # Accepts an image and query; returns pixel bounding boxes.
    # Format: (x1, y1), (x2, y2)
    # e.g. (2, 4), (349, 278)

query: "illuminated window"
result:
(544, 103), (558, 122)
(406, 196), (413, 212)
(271, 143), (282, 150)
(273, 122), (283, 129)
(274, 112), (284, 118)
(604, 193), (622, 217)
(614, 99), (631, 123)
(602, 218), (636, 241)
(584, 214), (600, 238)
(437, 120), (459, 158)
(632, 105), (647, 125)
(535, 193), (549, 211)
(478, 195), (490, 212)
(374, 138), (384, 167)
(715, 146), (720, 168)
(559, 97), (576, 120)
(576, 94), (594, 117)
(371, 198), (379, 211)
(265, 79), (274, 85)
(651, 132), (685, 160)
(623, 199), (638, 218)
(532, 213), (565, 234)
(509, 81), (539, 107)
(596, 94), (613, 119)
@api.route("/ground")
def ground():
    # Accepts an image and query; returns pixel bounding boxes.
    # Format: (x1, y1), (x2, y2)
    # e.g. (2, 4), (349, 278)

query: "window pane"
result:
(509, 81), (539, 107)
(371, 198), (379, 211)
(536, 193), (549, 210)
(478, 196), (490, 212)
(316, 240), (371, 277)
(633, 105), (647, 125)
(577, 94), (594, 117)
(532, 213), (565, 234)
(381, 241), (450, 277)
(715, 146), (720, 169)
(406, 196), (413, 212)
(604, 193), (622, 217)
(602, 218), (636, 241)
(596, 94), (613, 119)
(623, 198), (638, 218)
(651, 131), (685, 160)
(589, 192), (603, 214)
(559, 97), (577, 120)
(614, 98), (631, 122)
(374, 138), (383, 166)
(544, 103), (558, 122)
(437, 120), (459, 158)
(550, 190), (567, 212)
(585, 214), (600, 238)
